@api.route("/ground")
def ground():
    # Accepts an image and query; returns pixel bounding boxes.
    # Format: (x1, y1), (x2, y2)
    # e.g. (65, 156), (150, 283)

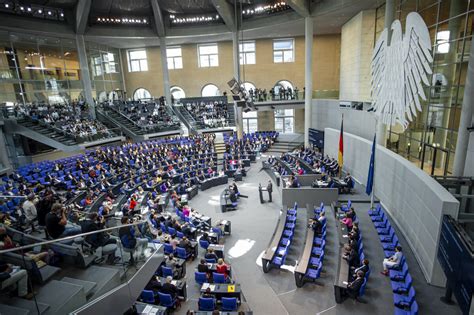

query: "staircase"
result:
(214, 133), (226, 161)
(16, 119), (78, 147)
(266, 133), (304, 155)
(0, 265), (121, 315)
(98, 109), (145, 137)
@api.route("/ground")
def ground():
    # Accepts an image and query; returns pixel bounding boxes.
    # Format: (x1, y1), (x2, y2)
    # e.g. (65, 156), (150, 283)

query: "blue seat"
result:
(199, 239), (210, 250)
(205, 258), (217, 264)
(391, 273), (413, 293)
(393, 286), (416, 307)
(390, 263), (409, 281)
(195, 271), (208, 284)
(176, 247), (191, 260)
(368, 204), (382, 216)
(212, 272), (226, 283)
(157, 292), (176, 308)
(161, 266), (174, 278)
(168, 227), (177, 236)
(141, 290), (156, 303)
(306, 261), (322, 280)
(176, 231), (184, 239)
(341, 200), (351, 212)
(198, 297), (216, 311)
(358, 277), (367, 298)
(163, 243), (175, 255)
(394, 300), (418, 315)
(283, 229), (293, 238)
(221, 297), (238, 311)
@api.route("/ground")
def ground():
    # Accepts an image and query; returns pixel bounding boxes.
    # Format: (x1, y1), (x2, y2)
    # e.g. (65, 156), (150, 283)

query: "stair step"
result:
(61, 277), (97, 298)
(72, 265), (120, 300)
(5, 297), (50, 314)
(35, 280), (87, 315)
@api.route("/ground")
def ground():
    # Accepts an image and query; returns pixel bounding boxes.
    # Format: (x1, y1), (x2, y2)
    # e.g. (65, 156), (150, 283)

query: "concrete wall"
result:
(294, 109), (305, 133)
(311, 99), (376, 140)
(257, 111), (275, 131)
(324, 128), (459, 286)
(121, 35), (341, 99)
(281, 187), (338, 208)
(339, 10), (375, 102)
(465, 132), (474, 177)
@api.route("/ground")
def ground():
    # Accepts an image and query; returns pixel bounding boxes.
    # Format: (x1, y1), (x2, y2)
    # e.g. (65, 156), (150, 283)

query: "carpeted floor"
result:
(173, 156), (462, 315)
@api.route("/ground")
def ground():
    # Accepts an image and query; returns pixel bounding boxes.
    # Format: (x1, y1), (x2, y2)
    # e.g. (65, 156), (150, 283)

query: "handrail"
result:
(0, 219), (148, 254)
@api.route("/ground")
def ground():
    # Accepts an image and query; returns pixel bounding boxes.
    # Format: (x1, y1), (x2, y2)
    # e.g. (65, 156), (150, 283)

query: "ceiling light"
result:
(27, 7), (31, 12)
(38, 9), (42, 14)
(5, 4), (9, 8)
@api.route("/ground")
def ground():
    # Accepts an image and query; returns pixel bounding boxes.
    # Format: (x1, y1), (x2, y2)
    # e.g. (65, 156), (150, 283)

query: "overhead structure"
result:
(150, 0), (166, 37)
(75, 0), (92, 34)
(286, 0), (310, 17)
(211, 0), (236, 31)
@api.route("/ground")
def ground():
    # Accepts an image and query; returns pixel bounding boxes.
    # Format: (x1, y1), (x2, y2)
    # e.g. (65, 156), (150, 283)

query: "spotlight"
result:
(27, 7), (31, 12)
(5, 4), (9, 8)
(38, 9), (42, 14)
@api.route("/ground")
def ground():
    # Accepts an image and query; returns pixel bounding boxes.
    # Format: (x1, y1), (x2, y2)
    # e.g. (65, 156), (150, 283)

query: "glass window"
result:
(170, 86), (185, 100)
(201, 84), (220, 96)
(241, 81), (256, 93)
(273, 80), (294, 100)
(133, 88), (151, 100)
(239, 41), (256, 65)
(198, 44), (219, 67)
(167, 46), (183, 70)
(274, 109), (294, 133)
(127, 49), (148, 72)
(273, 39), (294, 63)
(243, 111), (258, 133)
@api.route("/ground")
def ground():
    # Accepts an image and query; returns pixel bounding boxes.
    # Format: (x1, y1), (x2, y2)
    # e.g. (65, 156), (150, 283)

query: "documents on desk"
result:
(202, 283), (216, 291)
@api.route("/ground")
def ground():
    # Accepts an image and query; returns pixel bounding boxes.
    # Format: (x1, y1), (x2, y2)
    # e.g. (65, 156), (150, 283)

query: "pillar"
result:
(304, 17), (313, 147)
(0, 127), (12, 172)
(75, 35), (95, 119)
(452, 38), (474, 176)
(159, 37), (172, 106)
(376, 0), (395, 146)
(232, 32), (244, 139)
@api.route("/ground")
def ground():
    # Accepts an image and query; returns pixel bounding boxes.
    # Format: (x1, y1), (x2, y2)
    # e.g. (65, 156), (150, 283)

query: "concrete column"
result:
(75, 35), (95, 119)
(304, 17), (313, 147)
(452, 38), (474, 176)
(0, 127), (12, 171)
(232, 32), (244, 139)
(376, 0), (395, 146)
(159, 37), (172, 106)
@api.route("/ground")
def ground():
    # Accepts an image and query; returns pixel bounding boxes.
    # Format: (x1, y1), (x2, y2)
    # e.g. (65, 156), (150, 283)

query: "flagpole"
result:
(370, 124), (376, 209)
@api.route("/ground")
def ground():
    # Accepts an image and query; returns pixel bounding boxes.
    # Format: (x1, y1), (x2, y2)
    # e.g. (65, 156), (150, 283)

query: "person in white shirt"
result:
(22, 194), (38, 231)
(381, 246), (403, 276)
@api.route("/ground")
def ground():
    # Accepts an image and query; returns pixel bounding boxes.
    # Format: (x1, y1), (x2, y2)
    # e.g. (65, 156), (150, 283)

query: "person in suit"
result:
(267, 180), (273, 202)
(205, 248), (218, 262)
(345, 270), (365, 299)
(352, 259), (369, 281)
(160, 276), (178, 299)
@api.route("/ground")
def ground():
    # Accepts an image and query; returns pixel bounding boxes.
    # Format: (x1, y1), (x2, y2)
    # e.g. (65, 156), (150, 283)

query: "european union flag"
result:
(366, 134), (376, 196)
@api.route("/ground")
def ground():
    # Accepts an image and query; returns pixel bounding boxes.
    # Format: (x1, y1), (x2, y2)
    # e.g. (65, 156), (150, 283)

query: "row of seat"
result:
(274, 204), (298, 268)
(305, 203), (327, 281)
(369, 205), (419, 315)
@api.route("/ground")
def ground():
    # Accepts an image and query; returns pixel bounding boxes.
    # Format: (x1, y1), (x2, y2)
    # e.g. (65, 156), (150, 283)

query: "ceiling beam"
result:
(75, 0), (91, 35)
(150, 0), (166, 37)
(286, 0), (310, 17)
(211, 0), (236, 31)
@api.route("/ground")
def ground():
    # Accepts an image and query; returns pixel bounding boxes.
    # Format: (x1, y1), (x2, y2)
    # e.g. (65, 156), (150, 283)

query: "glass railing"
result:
(0, 220), (163, 314)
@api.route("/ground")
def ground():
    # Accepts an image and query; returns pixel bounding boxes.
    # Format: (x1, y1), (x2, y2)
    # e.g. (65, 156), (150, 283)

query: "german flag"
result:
(338, 116), (343, 174)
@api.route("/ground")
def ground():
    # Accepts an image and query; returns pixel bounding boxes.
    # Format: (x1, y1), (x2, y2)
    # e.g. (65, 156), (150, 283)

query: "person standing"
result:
(22, 193), (37, 231)
(267, 180), (273, 202)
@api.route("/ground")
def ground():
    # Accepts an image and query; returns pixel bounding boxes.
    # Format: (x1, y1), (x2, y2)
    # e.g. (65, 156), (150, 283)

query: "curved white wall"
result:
(324, 128), (459, 286)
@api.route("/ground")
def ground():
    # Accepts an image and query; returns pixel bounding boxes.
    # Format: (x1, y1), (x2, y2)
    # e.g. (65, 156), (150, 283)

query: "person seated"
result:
(352, 259), (369, 281)
(381, 246), (403, 276)
(345, 270), (365, 299)
(45, 204), (82, 239)
(165, 254), (182, 278)
(0, 261), (33, 299)
(81, 213), (117, 260)
(201, 287), (214, 299)
(197, 258), (211, 279)
(204, 248), (218, 262)
(342, 244), (359, 268)
(346, 207), (356, 220)
(308, 217), (323, 234)
(118, 217), (148, 262)
(340, 213), (353, 231)
(178, 236), (194, 258)
(160, 275), (180, 302)
(215, 258), (230, 280)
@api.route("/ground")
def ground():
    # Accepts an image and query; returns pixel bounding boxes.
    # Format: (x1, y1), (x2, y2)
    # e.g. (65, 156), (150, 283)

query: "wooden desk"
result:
(200, 283), (241, 300)
(208, 244), (225, 259)
(332, 204), (350, 303)
(262, 207), (288, 273)
(294, 226), (315, 287)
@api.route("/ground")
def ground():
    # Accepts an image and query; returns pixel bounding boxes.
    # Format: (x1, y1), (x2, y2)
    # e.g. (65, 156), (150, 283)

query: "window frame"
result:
(127, 49), (148, 72)
(273, 38), (295, 63)
(239, 40), (256, 65)
(133, 87), (152, 101)
(198, 43), (219, 68)
(167, 46), (183, 70)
